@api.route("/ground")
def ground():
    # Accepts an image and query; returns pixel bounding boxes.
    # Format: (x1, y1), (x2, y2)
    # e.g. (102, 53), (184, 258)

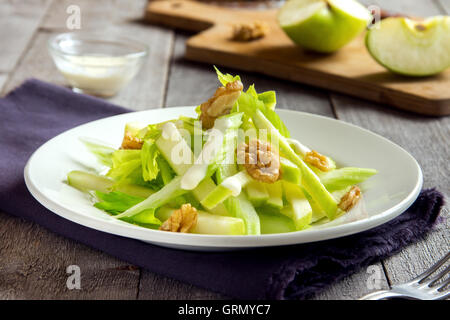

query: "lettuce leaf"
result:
(80, 137), (115, 167)
(238, 85), (290, 138)
(94, 191), (161, 226)
(214, 66), (241, 86)
(141, 140), (160, 182)
(107, 149), (163, 190)
(94, 191), (144, 215)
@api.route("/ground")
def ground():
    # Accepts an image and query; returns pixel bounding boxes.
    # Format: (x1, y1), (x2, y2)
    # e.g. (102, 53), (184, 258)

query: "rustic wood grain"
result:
(3, 4), (174, 109)
(0, 212), (140, 299)
(436, 0), (450, 14)
(0, 0), (171, 300)
(41, 0), (147, 30)
(0, 0), (52, 73)
(333, 0), (450, 290)
(0, 74), (8, 93)
(147, 0), (450, 116)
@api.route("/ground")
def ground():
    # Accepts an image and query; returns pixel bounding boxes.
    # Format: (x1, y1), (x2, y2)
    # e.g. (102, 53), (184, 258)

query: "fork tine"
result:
(428, 264), (450, 287)
(414, 252), (450, 283)
(436, 277), (450, 292)
(434, 289), (450, 300)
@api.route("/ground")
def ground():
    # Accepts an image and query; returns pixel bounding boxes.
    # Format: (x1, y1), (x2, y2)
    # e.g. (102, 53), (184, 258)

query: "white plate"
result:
(24, 107), (422, 251)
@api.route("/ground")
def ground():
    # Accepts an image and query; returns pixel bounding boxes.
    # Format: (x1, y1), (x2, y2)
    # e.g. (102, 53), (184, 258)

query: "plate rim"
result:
(24, 107), (423, 249)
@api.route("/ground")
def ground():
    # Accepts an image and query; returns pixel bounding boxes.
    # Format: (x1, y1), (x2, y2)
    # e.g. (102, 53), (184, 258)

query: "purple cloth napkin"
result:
(0, 79), (444, 300)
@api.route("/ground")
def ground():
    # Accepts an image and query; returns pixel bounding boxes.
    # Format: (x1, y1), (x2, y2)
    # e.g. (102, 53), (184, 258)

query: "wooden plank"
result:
(0, 212), (140, 299)
(146, 0), (450, 116)
(0, 74), (8, 93)
(0, 0), (173, 300)
(333, 0), (450, 289)
(41, 0), (148, 30)
(2, 25), (174, 110)
(0, 0), (52, 73)
(138, 271), (226, 300)
(436, 0), (450, 14)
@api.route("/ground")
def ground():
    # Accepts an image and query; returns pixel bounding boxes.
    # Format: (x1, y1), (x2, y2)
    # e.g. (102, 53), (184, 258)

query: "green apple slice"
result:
(278, 0), (371, 53)
(366, 16), (450, 76)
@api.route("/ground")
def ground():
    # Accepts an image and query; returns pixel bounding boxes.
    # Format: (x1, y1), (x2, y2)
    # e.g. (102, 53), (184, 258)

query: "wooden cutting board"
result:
(146, 0), (450, 116)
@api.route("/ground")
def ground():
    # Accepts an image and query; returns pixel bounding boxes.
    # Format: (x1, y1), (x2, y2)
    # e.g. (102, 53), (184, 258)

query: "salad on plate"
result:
(67, 68), (377, 236)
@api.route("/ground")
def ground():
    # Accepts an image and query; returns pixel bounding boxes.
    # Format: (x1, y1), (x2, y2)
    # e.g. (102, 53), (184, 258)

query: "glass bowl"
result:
(48, 32), (148, 97)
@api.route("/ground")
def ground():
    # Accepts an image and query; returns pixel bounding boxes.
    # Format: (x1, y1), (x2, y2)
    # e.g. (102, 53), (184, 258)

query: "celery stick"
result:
(258, 211), (296, 234)
(157, 207), (245, 235)
(115, 176), (187, 219)
(320, 167), (377, 191)
(283, 182), (312, 230)
(201, 186), (234, 210)
(252, 109), (338, 219)
(156, 156), (174, 185)
(245, 181), (269, 207)
(67, 170), (154, 198)
(265, 181), (283, 209)
(181, 113), (242, 190)
(225, 193), (260, 235)
(281, 205), (311, 231)
(193, 179), (229, 216)
(201, 171), (252, 209)
(155, 123), (193, 176)
(280, 157), (301, 184)
(156, 123), (229, 215)
(301, 187), (326, 223)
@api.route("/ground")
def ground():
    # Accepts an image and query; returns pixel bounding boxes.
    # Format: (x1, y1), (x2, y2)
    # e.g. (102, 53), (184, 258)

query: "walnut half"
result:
(120, 133), (143, 150)
(199, 80), (243, 129)
(338, 186), (362, 212)
(159, 203), (198, 233)
(231, 21), (269, 41)
(304, 150), (333, 172)
(237, 139), (280, 183)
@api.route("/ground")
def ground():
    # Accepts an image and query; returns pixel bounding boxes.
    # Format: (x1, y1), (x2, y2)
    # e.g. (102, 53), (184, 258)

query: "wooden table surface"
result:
(0, 0), (448, 300)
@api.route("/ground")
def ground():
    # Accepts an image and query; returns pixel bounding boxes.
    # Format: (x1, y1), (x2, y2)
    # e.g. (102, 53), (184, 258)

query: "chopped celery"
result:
(141, 140), (160, 182)
(257, 91), (277, 110)
(181, 113), (242, 190)
(94, 191), (144, 215)
(157, 207), (245, 235)
(201, 171), (252, 209)
(214, 66), (241, 86)
(156, 122), (230, 216)
(156, 123), (193, 176)
(67, 170), (154, 198)
(245, 181), (269, 207)
(130, 209), (161, 226)
(253, 109), (338, 220)
(265, 181), (283, 209)
(283, 182), (312, 230)
(193, 178), (229, 216)
(280, 157), (301, 184)
(225, 193), (260, 235)
(301, 187), (326, 223)
(157, 156), (175, 185)
(320, 167), (377, 191)
(258, 210), (296, 234)
(201, 186), (234, 210)
(115, 176), (188, 219)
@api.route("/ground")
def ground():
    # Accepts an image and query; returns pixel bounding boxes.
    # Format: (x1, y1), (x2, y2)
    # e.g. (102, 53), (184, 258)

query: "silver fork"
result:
(360, 252), (450, 300)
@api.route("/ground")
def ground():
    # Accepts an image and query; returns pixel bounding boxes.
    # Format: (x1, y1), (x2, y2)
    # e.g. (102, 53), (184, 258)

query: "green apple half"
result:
(366, 16), (450, 76)
(278, 0), (371, 53)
